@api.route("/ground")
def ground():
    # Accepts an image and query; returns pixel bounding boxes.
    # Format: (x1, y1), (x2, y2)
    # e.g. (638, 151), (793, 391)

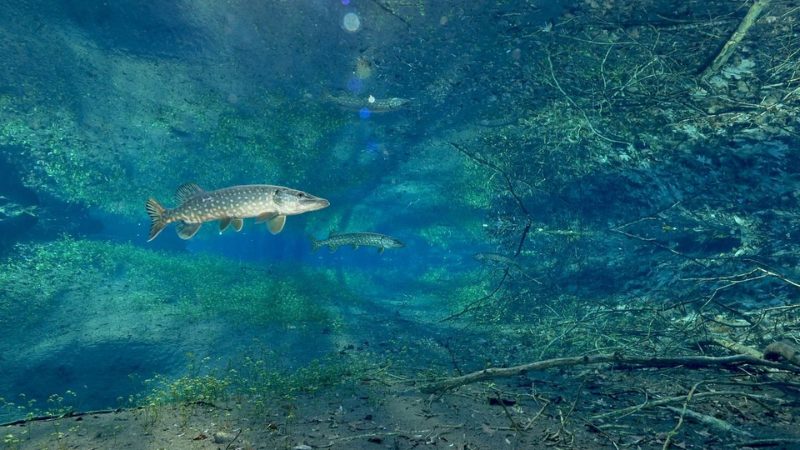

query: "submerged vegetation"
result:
(0, 237), (340, 331)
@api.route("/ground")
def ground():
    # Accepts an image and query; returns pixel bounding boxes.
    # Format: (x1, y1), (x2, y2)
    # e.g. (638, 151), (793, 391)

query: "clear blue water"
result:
(1, 1), (799, 447)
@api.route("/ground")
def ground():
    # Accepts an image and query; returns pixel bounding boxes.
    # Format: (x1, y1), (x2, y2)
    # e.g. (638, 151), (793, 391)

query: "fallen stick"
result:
(702, 336), (763, 359)
(663, 405), (752, 437)
(0, 408), (129, 427)
(0, 400), (221, 427)
(591, 391), (789, 421)
(737, 438), (800, 448)
(700, 0), (771, 80)
(420, 354), (800, 394)
(662, 383), (701, 450)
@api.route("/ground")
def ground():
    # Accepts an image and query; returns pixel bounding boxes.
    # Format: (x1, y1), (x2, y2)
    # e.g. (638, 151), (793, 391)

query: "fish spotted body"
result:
(311, 232), (404, 254)
(146, 183), (329, 242)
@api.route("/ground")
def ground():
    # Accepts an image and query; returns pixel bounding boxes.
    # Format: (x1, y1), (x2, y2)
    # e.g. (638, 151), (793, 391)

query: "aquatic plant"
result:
(138, 350), (379, 418)
(2, 432), (23, 450)
(0, 83), (345, 217)
(0, 237), (342, 331)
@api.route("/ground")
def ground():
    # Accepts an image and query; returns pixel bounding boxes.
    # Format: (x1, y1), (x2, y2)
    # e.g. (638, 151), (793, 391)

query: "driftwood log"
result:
(420, 353), (800, 394)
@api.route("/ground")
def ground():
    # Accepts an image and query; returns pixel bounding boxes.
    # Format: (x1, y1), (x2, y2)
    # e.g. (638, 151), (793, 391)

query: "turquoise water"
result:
(1, 1), (799, 448)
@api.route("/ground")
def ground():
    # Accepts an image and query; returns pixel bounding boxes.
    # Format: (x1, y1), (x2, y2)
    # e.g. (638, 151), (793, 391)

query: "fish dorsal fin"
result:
(219, 218), (232, 232)
(267, 215), (286, 234)
(328, 230), (339, 238)
(232, 218), (244, 232)
(176, 183), (204, 203)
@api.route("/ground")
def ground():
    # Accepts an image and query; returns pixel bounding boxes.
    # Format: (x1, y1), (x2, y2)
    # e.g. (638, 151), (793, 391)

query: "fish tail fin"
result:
(145, 198), (169, 242)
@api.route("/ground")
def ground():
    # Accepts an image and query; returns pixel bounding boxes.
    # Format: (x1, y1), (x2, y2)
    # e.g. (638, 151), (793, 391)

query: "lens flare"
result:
(343, 12), (361, 32)
(346, 76), (364, 93)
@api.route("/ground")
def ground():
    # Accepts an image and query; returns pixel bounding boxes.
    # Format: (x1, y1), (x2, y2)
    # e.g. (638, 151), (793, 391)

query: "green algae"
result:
(138, 350), (378, 413)
(0, 237), (341, 330)
(0, 83), (345, 217)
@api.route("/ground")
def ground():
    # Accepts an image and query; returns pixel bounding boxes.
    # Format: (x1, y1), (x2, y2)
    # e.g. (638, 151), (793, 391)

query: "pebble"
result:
(213, 431), (234, 444)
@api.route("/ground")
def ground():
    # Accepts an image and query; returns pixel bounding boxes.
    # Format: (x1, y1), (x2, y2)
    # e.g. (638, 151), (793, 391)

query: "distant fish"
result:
(325, 94), (411, 112)
(311, 232), (404, 254)
(0, 196), (37, 222)
(146, 183), (329, 242)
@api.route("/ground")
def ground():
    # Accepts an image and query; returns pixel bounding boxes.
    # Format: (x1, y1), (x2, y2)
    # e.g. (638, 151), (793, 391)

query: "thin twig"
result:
(546, 52), (630, 146)
(662, 382), (700, 450)
(591, 391), (789, 421)
(224, 429), (243, 450)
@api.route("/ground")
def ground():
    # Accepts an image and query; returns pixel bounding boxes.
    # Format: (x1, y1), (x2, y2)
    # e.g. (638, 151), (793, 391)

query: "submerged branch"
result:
(367, 0), (411, 29)
(450, 142), (530, 217)
(420, 353), (800, 394)
(700, 0), (771, 80)
(443, 142), (535, 320)
(440, 269), (509, 322)
(592, 390), (789, 421)
(664, 405), (753, 437)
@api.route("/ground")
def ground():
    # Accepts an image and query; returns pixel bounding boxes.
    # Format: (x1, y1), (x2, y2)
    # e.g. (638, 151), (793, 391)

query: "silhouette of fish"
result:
(0, 196), (37, 222)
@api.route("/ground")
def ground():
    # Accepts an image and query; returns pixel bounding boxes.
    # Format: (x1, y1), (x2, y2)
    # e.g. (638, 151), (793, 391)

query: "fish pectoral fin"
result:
(219, 218), (232, 232)
(256, 212), (278, 224)
(378, 247), (385, 254)
(329, 245), (337, 253)
(267, 215), (286, 234)
(351, 244), (358, 250)
(177, 222), (202, 240)
(232, 218), (244, 232)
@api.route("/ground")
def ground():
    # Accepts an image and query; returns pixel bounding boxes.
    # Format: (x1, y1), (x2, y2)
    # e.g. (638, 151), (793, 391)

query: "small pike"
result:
(311, 232), (404, 254)
(325, 94), (411, 112)
(145, 183), (329, 242)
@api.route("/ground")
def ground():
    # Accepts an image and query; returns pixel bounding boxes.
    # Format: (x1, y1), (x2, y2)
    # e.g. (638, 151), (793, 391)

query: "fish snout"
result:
(302, 195), (330, 212)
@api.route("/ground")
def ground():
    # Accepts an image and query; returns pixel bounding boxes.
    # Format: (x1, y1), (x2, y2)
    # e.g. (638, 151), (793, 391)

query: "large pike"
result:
(146, 183), (329, 241)
(310, 232), (404, 254)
